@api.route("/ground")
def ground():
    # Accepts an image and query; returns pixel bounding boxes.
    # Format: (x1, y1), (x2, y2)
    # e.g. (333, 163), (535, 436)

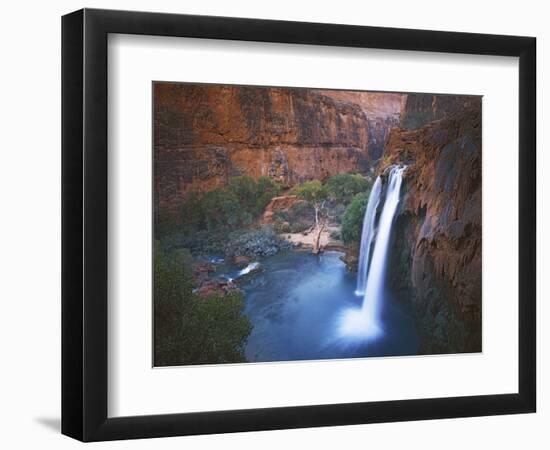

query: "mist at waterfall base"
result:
(210, 166), (417, 363)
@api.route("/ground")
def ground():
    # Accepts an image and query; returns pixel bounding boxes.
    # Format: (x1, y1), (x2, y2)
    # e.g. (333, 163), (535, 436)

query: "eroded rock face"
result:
(384, 100), (482, 354)
(367, 116), (401, 160)
(313, 90), (404, 160)
(154, 83), (377, 209)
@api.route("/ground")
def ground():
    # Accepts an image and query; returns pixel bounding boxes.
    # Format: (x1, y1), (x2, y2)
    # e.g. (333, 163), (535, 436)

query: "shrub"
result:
(273, 218), (291, 234)
(341, 192), (368, 244)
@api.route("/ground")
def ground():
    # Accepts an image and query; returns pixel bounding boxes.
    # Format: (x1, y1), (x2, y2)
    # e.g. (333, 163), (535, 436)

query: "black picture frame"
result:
(62, 8), (536, 442)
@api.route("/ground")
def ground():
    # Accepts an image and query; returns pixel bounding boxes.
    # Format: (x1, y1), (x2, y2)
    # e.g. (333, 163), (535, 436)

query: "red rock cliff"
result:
(154, 83), (382, 210)
(383, 98), (482, 353)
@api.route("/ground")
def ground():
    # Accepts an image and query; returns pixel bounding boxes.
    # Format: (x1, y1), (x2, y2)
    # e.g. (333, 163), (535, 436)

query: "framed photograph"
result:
(62, 8), (536, 441)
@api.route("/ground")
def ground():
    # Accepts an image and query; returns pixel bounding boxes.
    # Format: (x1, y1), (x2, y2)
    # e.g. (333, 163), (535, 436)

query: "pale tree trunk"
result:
(312, 221), (326, 254)
(311, 202), (326, 255)
(313, 204), (320, 228)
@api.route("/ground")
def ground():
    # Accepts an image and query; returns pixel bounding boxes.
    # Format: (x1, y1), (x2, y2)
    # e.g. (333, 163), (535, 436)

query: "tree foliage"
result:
(155, 176), (282, 252)
(154, 241), (252, 366)
(341, 192), (368, 244)
(294, 180), (327, 205)
(324, 173), (371, 204)
(256, 176), (282, 215)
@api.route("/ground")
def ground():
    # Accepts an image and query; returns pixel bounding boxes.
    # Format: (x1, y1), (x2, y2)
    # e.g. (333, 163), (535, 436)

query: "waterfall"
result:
(360, 166), (405, 325)
(355, 176), (382, 296)
(339, 165), (405, 340)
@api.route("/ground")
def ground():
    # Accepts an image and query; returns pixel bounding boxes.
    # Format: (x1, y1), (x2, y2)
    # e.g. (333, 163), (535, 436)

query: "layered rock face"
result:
(314, 90), (404, 160)
(155, 83), (381, 210)
(384, 98), (482, 354)
(401, 93), (480, 130)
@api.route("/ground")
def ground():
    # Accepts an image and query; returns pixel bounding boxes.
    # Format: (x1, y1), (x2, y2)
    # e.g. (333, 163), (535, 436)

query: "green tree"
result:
(324, 173), (370, 205)
(187, 292), (252, 364)
(154, 241), (252, 366)
(255, 176), (281, 215)
(341, 192), (368, 244)
(153, 242), (195, 366)
(155, 176), (282, 254)
(227, 176), (258, 215)
(178, 191), (205, 232)
(295, 180), (327, 225)
(202, 189), (244, 229)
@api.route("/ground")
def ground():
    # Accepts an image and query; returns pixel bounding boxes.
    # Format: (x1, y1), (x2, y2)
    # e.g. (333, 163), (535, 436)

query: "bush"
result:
(341, 192), (368, 244)
(273, 218), (291, 234)
(154, 241), (252, 366)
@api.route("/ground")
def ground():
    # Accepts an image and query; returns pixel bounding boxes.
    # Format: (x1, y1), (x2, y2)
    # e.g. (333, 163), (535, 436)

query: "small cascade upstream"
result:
(339, 165), (406, 340)
(238, 262), (260, 277)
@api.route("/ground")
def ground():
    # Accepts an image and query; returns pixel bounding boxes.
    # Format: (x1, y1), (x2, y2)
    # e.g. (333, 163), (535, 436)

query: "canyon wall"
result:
(401, 93), (481, 130)
(155, 83), (384, 210)
(384, 97), (482, 354)
(312, 90), (404, 160)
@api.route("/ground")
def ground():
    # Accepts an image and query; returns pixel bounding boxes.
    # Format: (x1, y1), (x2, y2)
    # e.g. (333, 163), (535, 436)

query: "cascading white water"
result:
(339, 165), (405, 340)
(238, 262), (260, 277)
(354, 176), (382, 296)
(361, 166), (405, 324)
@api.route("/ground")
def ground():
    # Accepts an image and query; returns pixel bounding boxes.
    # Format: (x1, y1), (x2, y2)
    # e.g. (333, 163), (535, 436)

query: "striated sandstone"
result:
(154, 83), (377, 210)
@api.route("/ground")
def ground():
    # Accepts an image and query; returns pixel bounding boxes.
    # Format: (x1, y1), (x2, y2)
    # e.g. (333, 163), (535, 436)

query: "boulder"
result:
(196, 278), (240, 299)
(233, 255), (251, 268)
